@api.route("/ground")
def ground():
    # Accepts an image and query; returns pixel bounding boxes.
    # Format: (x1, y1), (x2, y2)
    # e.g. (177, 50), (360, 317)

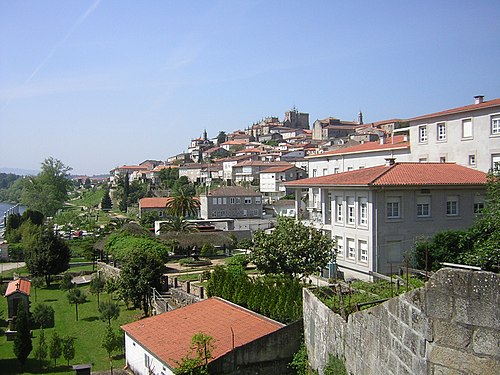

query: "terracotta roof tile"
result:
(285, 163), (487, 187)
(121, 298), (283, 369)
(5, 279), (31, 297)
(307, 135), (409, 159)
(409, 98), (500, 121)
(139, 197), (173, 208)
(260, 165), (297, 173)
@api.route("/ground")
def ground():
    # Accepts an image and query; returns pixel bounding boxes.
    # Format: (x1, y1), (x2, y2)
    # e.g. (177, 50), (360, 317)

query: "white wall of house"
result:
(408, 106), (500, 172)
(125, 333), (174, 375)
(308, 147), (411, 177)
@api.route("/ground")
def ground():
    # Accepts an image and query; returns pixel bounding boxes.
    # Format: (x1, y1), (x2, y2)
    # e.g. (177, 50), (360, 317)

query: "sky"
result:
(1, 0), (500, 175)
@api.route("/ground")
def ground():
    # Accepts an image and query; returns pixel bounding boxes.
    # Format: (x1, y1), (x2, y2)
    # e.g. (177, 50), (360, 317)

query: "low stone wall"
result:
(208, 319), (303, 375)
(304, 268), (500, 375)
(97, 262), (121, 278)
(170, 288), (201, 308)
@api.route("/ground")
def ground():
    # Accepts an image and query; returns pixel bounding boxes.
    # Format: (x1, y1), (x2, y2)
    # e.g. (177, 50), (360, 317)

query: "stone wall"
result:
(170, 288), (201, 308)
(303, 268), (500, 375)
(208, 320), (303, 375)
(97, 262), (121, 278)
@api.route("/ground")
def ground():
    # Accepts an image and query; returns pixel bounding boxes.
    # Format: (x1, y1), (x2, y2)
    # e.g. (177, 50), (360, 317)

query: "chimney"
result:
(380, 135), (385, 145)
(385, 158), (396, 166)
(474, 95), (484, 104)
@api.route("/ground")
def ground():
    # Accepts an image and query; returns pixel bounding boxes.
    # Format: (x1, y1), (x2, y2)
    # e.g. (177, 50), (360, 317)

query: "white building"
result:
(285, 162), (487, 281)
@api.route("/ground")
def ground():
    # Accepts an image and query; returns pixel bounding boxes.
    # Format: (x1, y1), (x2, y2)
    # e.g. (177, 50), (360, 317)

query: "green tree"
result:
(166, 184), (200, 218)
(61, 336), (76, 366)
(158, 167), (179, 189)
(140, 211), (160, 228)
(99, 301), (120, 325)
(102, 325), (120, 375)
(34, 329), (48, 370)
(251, 216), (334, 279)
(49, 332), (63, 368)
(158, 217), (197, 234)
(67, 288), (87, 321)
(13, 301), (32, 366)
(32, 303), (55, 330)
(216, 131), (227, 145)
(118, 173), (130, 212)
(32, 276), (44, 302)
(20, 157), (72, 216)
(118, 248), (163, 316)
(25, 227), (71, 286)
(101, 185), (112, 210)
(60, 273), (75, 291)
(89, 272), (106, 306)
(175, 332), (215, 375)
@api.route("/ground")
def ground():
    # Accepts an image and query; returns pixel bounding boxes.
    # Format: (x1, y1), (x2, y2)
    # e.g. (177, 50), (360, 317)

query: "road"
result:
(0, 261), (26, 272)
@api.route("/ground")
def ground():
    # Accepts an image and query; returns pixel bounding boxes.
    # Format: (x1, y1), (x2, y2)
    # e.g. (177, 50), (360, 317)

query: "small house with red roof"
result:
(285, 162), (487, 280)
(259, 164), (306, 203)
(138, 197), (173, 218)
(4, 278), (31, 339)
(121, 298), (299, 375)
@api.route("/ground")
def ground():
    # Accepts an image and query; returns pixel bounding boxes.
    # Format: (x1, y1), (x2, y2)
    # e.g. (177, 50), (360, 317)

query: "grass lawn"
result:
(0, 281), (142, 374)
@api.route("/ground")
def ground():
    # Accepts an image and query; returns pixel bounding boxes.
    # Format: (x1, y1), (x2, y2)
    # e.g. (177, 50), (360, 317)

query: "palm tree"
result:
(157, 217), (197, 234)
(166, 185), (200, 218)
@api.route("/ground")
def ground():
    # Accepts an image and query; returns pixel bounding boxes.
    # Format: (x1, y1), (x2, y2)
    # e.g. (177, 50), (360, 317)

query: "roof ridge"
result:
(369, 163), (397, 185)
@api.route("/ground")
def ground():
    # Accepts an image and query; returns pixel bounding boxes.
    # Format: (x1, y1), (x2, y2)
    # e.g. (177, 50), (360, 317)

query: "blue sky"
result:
(1, 0), (499, 175)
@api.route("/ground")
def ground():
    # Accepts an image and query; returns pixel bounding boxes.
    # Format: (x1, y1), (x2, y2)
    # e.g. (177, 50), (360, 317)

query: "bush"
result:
(178, 257), (212, 267)
(200, 243), (216, 257)
(323, 355), (347, 375)
(226, 254), (249, 268)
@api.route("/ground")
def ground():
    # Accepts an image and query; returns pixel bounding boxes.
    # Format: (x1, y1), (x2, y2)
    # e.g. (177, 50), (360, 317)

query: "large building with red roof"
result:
(285, 162), (487, 280)
(121, 298), (287, 375)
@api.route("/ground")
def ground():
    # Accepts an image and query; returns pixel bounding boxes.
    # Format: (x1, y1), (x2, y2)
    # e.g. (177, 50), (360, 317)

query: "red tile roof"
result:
(285, 163), (487, 187)
(121, 298), (283, 369)
(307, 135), (409, 159)
(260, 165), (296, 173)
(139, 197), (173, 209)
(409, 98), (500, 121)
(5, 279), (31, 297)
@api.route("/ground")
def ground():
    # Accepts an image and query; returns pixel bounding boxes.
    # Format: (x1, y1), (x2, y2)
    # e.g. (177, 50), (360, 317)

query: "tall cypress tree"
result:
(14, 301), (32, 365)
(101, 186), (112, 210)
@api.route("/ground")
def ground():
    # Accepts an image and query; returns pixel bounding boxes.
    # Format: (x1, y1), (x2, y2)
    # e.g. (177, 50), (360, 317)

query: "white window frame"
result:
(255, 197), (261, 204)
(462, 119), (473, 139)
(229, 197), (236, 204)
(347, 238), (355, 260)
(212, 197), (217, 205)
(347, 196), (355, 225)
(491, 115), (500, 135)
(335, 196), (343, 223)
(468, 154), (476, 166)
(244, 197), (252, 204)
(446, 196), (459, 216)
(386, 197), (401, 219)
(437, 122), (446, 141)
(493, 154), (500, 172)
(473, 202), (484, 214)
(419, 125), (427, 143)
(359, 197), (368, 226)
(416, 196), (431, 218)
(358, 240), (368, 263)
(336, 236), (344, 258)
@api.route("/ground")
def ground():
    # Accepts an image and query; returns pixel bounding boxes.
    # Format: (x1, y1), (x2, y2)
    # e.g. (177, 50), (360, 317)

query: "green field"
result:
(0, 280), (142, 374)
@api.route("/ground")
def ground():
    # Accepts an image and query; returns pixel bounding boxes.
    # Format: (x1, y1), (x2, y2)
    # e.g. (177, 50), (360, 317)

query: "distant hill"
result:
(0, 167), (38, 176)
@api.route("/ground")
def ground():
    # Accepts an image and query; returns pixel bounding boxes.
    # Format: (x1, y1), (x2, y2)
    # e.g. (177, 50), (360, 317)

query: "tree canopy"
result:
(166, 184), (200, 218)
(251, 216), (334, 279)
(21, 157), (72, 217)
(25, 226), (71, 286)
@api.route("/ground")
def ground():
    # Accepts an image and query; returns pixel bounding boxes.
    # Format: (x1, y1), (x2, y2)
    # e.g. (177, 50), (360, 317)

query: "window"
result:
(312, 169), (317, 177)
(419, 157), (428, 163)
(334, 167), (340, 174)
(236, 198), (241, 204)
(491, 115), (500, 135)
(230, 197), (236, 204)
(462, 119), (473, 138)
(212, 197), (217, 205)
(244, 197), (252, 204)
(217, 197), (223, 205)
(437, 123), (446, 141)
(322, 168), (328, 176)
(222, 197), (227, 204)
(446, 196), (459, 216)
(159, 211), (163, 217)
(469, 154), (476, 166)
(347, 166), (353, 171)
(335, 196), (343, 223)
(347, 196), (355, 225)
(416, 196), (431, 217)
(473, 202), (484, 214)
(386, 197), (401, 219)
(419, 125), (427, 143)
(255, 197), (261, 204)
(243, 209), (248, 217)
(145, 354), (150, 368)
(336, 236), (344, 258)
(358, 240), (368, 263)
(440, 156), (446, 163)
(359, 197), (368, 226)
(347, 238), (355, 260)
(493, 154), (500, 172)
